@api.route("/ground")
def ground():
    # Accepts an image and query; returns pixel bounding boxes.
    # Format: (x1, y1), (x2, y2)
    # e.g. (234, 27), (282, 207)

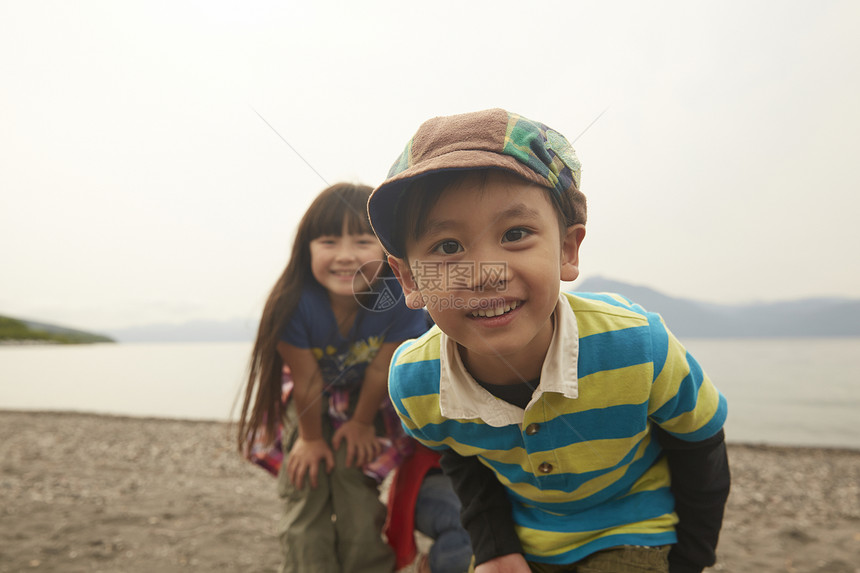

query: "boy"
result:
(367, 109), (730, 573)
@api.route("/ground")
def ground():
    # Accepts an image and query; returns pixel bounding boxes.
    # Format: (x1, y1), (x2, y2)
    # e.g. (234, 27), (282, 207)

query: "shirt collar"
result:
(438, 293), (580, 427)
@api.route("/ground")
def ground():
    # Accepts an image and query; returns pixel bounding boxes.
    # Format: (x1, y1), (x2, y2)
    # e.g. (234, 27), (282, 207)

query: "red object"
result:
(385, 444), (443, 570)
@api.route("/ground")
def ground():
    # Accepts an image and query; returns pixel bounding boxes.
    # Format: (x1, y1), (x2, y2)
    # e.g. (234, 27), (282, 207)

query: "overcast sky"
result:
(2, 0), (859, 332)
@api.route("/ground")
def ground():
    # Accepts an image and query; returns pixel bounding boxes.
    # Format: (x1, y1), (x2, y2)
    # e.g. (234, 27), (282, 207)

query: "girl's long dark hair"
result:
(236, 182), (376, 453)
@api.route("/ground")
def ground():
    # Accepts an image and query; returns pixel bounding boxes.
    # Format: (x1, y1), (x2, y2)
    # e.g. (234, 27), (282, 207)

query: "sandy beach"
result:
(1, 410), (858, 573)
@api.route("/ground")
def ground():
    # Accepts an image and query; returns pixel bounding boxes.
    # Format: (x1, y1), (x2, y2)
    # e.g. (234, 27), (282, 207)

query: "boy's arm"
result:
(646, 317), (729, 572)
(439, 448), (524, 566)
(654, 426), (731, 573)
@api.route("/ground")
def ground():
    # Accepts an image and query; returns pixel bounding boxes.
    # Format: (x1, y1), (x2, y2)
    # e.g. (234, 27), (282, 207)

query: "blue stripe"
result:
(578, 326), (652, 377)
(420, 419), (524, 451)
(666, 392), (729, 442)
(572, 292), (658, 321)
(422, 402), (650, 454)
(647, 313), (669, 382)
(572, 291), (636, 310)
(388, 340), (414, 416)
(394, 359), (441, 396)
(512, 487), (675, 532)
(650, 350), (705, 423)
(533, 403), (649, 450)
(388, 358), (440, 418)
(402, 424), (450, 452)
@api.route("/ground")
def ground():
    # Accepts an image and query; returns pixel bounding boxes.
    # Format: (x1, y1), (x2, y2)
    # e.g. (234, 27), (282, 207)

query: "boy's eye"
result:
(432, 240), (463, 255)
(503, 228), (531, 242)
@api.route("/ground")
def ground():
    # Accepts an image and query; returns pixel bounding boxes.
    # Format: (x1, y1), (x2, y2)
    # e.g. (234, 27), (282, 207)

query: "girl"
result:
(237, 183), (428, 573)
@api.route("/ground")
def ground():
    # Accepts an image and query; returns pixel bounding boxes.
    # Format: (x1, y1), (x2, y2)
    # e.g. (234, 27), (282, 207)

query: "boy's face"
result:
(388, 171), (585, 381)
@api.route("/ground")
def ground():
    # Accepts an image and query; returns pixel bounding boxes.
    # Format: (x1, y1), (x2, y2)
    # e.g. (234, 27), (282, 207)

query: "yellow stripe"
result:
(435, 438), (524, 460)
(392, 328), (442, 365)
(401, 394), (448, 423)
(564, 293), (649, 337)
(648, 335), (692, 414)
(574, 364), (653, 409)
(497, 439), (665, 504)
(662, 377), (722, 434)
(549, 431), (651, 473)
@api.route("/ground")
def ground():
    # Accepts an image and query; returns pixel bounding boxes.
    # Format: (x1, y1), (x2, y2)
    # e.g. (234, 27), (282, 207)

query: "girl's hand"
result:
(286, 437), (334, 490)
(475, 554), (531, 573)
(332, 420), (383, 468)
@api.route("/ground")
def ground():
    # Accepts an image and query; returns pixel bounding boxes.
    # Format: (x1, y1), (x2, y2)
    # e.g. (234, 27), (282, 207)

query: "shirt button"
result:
(538, 462), (553, 474)
(525, 423), (541, 436)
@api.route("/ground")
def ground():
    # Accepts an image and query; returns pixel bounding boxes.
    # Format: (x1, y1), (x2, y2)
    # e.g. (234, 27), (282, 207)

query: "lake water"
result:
(1, 338), (859, 450)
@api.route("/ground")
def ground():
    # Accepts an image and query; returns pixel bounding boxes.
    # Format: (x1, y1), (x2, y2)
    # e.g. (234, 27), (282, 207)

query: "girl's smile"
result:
(310, 221), (385, 301)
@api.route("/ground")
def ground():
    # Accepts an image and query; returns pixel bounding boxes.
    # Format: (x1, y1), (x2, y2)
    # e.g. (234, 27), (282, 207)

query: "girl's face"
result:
(309, 220), (386, 302)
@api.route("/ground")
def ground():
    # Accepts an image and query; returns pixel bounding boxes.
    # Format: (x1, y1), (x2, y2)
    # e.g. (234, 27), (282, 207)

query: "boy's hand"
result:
(475, 554), (530, 573)
(332, 420), (383, 468)
(286, 437), (334, 490)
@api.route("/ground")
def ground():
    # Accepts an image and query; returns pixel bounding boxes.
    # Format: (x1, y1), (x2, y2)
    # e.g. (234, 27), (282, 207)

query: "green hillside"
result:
(0, 315), (115, 344)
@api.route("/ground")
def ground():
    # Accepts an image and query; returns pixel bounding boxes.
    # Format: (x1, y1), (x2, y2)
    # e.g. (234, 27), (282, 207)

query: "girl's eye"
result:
(432, 240), (463, 255)
(503, 228), (530, 242)
(352, 234), (381, 248)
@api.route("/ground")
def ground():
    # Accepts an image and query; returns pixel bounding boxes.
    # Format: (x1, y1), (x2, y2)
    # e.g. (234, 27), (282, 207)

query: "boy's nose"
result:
(470, 243), (512, 291)
(476, 261), (509, 291)
(448, 258), (510, 291)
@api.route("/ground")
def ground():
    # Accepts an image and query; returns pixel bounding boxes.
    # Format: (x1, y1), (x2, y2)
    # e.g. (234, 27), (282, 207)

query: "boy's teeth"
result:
(471, 301), (518, 318)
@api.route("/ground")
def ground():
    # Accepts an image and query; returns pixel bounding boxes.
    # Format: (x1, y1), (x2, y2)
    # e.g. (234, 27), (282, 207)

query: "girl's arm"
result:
(332, 341), (400, 468)
(277, 341), (334, 489)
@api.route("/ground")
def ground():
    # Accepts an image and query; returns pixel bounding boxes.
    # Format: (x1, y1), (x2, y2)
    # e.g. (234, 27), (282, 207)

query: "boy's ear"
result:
(560, 224), (586, 282)
(387, 255), (426, 309)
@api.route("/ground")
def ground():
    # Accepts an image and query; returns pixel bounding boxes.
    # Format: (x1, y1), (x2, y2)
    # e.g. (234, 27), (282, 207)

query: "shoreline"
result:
(2, 410), (858, 572)
(4, 408), (858, 454)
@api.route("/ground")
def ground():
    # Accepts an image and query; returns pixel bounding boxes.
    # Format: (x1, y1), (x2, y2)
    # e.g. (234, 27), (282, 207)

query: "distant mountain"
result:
(572, 277), (860, 337)
(0, 315), (114, 344)
(105, 318), (257, 343)
(44, 278), (857, 343)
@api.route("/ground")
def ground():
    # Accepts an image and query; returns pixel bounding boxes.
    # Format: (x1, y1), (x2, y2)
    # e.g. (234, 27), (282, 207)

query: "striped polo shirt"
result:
(388, 292), (728, 564)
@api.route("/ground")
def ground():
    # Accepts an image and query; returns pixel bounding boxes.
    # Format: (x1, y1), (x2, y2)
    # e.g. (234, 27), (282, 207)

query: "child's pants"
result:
(276, 402), (395, 573)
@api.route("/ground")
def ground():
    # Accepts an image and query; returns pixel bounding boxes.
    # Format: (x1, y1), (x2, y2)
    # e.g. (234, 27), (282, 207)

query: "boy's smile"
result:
(469, 299), (519, 318)
(389, 171), (585, 384)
